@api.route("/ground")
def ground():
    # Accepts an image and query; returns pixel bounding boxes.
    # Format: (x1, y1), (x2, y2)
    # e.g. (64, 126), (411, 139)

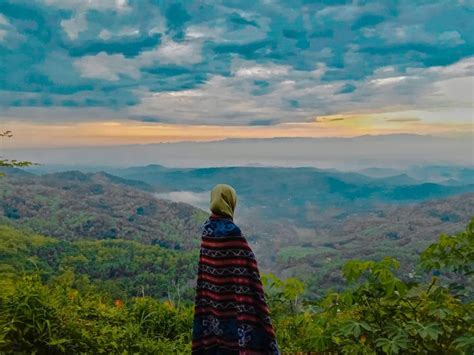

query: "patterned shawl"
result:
(192, 216), (279, 355)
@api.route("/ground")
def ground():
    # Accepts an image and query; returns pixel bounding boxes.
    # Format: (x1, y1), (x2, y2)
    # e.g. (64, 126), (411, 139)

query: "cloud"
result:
(0, 13), (25, 45)
(64, 54), (474, 126)
(74, 52), (140, 81)
(0, 0), (473, 130)
(43, 0), (130, 12)
(144, 38), (202, 65)
(371, 76), (408, 86)
(386, 118), (421, 123)
(438, 31), (465, 46)
(316, 4), (363, 22)
(433, 76), (474, 105)
(233, 62), (290, 78)
(154, 191), (209, 209)
(73, 37), (202, 81)
(0, 14), (11, 41)
(61, 12), (87, 40)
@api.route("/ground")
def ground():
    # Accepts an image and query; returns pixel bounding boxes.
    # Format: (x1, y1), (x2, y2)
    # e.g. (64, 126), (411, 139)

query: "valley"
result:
(2, 165), (473, 298)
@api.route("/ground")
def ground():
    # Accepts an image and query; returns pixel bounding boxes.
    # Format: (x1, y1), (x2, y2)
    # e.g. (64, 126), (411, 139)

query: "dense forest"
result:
(0, 166), (473, 353)
(1, 169), (473, 297)
(0, 220), (472, 353)
(0, 224), (197, 301)
(0, 170), (206, 249)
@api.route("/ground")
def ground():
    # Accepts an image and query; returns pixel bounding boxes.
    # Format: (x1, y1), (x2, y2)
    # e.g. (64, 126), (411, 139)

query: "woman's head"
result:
(210, 184), (237, 219)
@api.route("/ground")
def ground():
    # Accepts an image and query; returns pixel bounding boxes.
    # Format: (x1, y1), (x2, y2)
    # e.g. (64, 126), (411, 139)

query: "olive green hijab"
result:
(210, 184), (237, 219)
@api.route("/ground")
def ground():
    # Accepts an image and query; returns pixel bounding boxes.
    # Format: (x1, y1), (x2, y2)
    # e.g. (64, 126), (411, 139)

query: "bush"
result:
(0, 219), (473, 353)
(0, 272), (192, 354)
(265, 219), (474, 354)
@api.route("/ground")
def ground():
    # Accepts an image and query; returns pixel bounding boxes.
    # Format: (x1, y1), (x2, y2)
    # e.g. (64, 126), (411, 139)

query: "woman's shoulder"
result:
(202, 217), (242, 237)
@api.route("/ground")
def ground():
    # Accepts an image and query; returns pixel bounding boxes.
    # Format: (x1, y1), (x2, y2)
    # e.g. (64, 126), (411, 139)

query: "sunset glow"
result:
(2, 112), (471, 149)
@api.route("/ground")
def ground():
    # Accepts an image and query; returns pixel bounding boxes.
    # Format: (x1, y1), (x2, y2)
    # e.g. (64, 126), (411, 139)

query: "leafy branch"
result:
(0, 130), (35, 175)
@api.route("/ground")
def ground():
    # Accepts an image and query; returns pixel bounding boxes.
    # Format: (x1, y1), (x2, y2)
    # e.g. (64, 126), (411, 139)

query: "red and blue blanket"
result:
(192, 216), (279, 355)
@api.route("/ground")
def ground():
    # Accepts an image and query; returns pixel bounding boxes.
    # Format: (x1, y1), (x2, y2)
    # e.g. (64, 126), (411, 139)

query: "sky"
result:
(0, 0), (473, 148)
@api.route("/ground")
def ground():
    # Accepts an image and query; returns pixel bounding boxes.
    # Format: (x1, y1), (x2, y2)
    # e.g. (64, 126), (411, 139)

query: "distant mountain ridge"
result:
(107, 165), (474, 225)
(359, 165), (474, 185)
(217, 133), (439, 143)
(6, 134), (472, 168)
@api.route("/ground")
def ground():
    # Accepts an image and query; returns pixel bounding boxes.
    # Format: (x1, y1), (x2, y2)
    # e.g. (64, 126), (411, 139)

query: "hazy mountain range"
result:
(6, 134), (473, 169)
(105, 164), (474, 227)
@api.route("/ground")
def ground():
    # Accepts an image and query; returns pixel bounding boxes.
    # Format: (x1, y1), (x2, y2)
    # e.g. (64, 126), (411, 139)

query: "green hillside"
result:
(0, 171), (206, 249)
(0, 224), (197, 300)
(1, 169), (472, 299)
(1, 220), (472, 353)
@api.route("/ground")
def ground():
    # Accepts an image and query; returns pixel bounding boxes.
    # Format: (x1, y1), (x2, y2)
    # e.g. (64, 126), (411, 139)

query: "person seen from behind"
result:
(192, 184), (279, 354)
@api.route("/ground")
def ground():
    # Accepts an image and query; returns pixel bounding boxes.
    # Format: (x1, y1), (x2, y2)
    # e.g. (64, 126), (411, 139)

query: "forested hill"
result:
(1, 168), (473, 296)
(270, 192), (474, 294)
(0, 223), (198, 301)
(0, 170), (207, 250)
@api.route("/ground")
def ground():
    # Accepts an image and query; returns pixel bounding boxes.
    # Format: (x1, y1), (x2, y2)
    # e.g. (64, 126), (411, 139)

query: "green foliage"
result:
(0, 219), (473, 353)
(0, 273), (192, 353)
(0, 225), (198, 300)
(311, 263), (472, 353)
(266, 219), (474, 354)
(421, 219), (473, 275)
(263, 273), (305, 313)
(421, 218), (474, 301)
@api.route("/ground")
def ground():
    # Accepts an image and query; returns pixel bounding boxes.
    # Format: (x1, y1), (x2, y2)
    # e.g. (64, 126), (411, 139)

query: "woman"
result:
(192, 184), (279, 355)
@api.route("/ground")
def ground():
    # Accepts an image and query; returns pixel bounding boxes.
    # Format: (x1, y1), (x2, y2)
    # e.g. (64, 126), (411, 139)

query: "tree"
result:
(0, 131), (34, 175)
